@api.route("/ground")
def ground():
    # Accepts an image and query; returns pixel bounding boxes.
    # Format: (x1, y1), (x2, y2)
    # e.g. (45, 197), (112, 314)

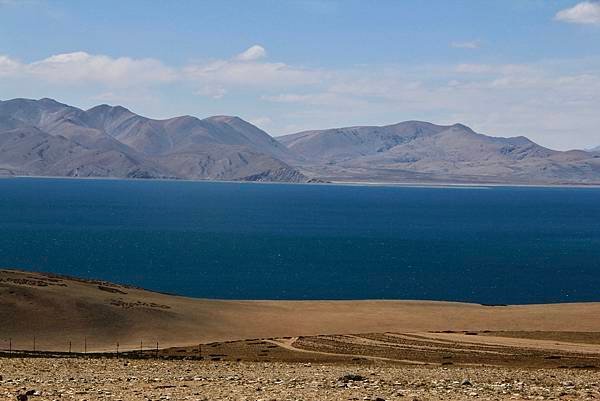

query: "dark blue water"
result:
(1, 177), (599, 304)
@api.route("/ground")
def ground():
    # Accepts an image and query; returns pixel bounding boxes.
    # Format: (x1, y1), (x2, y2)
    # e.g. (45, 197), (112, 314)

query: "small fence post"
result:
(84, 337), (87, 355)
(197, 343), (201, 359)
(33, 336), (36, 352)
(140, 340), (143, 357)
(9, 338), (11, 355)
(156, 341), (159, 359)
(69, 341), (72, 355)
(116, 342), (119, 359)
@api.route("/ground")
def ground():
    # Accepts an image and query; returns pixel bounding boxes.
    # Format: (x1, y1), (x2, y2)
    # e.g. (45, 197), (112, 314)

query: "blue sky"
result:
(1, 0), (599, 149)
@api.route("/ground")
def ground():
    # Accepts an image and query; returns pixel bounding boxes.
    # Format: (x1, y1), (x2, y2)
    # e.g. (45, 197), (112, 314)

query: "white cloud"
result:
(0, 48), (322, 96)
(263, 93), (315, 103)
(455, 63), (494, 74)
(184, 45), (323, 88)
(0, 52), (175, 86)
(184, 60), (322, 87)
(235, 45), (267, 61)
(195, 86), (227, 99)
(263, 92), (370, 109)
(455, 63), (535, 75)
(450, 40), (481, 49)
(30, 52), (176, 85)
(555, 1), (600, 25)
(0, 55), (20, 76)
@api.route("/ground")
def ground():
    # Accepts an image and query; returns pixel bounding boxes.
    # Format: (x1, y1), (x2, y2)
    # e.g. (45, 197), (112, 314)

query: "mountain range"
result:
(1, 98), (599, 185)
(280, 122), (600, 184)
(0, 98), (305, 182)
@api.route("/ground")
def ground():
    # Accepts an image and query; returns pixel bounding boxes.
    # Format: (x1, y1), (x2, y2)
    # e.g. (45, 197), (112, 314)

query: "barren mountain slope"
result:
(0, 125), (167, 178)
(279, 122), (600, 184)
(0, 98), (306, 182)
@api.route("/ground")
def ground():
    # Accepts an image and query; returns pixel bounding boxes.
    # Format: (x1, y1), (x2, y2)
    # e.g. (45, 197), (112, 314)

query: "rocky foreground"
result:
(1, 358), (599, 401)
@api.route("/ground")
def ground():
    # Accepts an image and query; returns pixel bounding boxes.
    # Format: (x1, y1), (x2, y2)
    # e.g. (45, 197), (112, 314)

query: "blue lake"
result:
(1, 177), (599, 304)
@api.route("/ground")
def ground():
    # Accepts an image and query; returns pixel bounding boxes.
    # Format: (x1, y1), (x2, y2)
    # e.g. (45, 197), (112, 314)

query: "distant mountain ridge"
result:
(279, 121), (600, 185)
(1, 98), (599, 185)
(0, 98), (306, 182)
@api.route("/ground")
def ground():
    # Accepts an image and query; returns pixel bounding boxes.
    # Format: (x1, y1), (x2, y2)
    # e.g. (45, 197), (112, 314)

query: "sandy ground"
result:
(1, 357), (599, 401)
(3, 269), (600, 399)
(3, 269), (600, 353)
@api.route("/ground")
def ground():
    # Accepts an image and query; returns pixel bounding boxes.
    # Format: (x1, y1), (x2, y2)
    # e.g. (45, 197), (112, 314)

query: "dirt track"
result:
(159, 331), (600, 369)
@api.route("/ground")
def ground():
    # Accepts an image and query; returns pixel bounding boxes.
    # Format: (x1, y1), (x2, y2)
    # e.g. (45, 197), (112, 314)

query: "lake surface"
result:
(1, 177), (599, 304)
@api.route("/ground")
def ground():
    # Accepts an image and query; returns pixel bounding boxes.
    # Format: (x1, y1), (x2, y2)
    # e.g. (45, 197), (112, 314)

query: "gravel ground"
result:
(1, 358), (599, 401)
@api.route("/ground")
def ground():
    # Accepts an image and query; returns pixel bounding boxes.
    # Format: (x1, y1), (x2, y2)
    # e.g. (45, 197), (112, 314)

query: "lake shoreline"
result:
(4, 174), (600, 189)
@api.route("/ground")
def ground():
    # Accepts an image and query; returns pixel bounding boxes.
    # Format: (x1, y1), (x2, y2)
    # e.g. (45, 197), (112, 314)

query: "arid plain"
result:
(2, 268), (600, 400)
